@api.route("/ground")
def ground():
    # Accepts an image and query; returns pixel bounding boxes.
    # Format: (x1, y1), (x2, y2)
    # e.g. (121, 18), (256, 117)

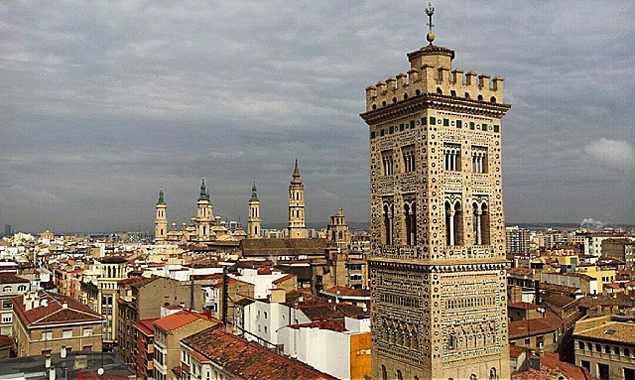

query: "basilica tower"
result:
(195, 177), (213, 241)
(288, 160), (306, 239)
(155, 188), (167, 243)
(247, 181), (261, 239)
(361, 6), (511, 380)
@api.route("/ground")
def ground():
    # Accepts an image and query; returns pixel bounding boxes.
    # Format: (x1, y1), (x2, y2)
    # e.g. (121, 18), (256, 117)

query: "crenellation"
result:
(365, 62), (506, 112)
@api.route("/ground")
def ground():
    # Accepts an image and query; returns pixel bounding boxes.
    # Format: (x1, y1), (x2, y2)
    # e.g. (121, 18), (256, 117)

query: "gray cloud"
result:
(1, 1), (634, 232)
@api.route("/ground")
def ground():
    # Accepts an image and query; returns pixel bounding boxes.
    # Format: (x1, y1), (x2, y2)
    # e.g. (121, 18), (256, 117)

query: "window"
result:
(472, 146), (487, 173)
(17, 285), (26, 292)
(404, 200), (417, 246)
(62, 329), (72, 338)
(83, 328), (92, 337)
(2, 286), (11, 293)
(382, 365), (387, 380)
(581, 360), (590, 371)
(445, 199), (463, 246)
(42, 331), (53, 340)
(1, 314), (11, 324)
(82, 345), (92, 351)
(578, 341), (584, 350)
(2, 301), (12, 309)
(472, 201), (490, 246)
(625, 348), (630, 357)
(383, 201), (394, 245)
(381, 150), (394, 175)
(397, 370), (403, 380)
(402, 145), (416, 173)
(444, 144), (461, 171)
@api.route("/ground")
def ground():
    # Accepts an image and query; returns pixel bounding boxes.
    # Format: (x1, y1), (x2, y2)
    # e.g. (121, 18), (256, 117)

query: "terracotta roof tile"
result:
(134, 318), (158, 336)
(0, 274), (30, 284)
(153, 310), (219, 332)
(509, 311), (563, 339)
(182, 326), (337, 380)
(12, 291), (102, 327)
(323, 286), (370, 298)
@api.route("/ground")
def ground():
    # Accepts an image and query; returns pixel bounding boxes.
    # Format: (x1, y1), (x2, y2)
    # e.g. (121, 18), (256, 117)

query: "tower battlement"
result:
(365, 50), (505, 112)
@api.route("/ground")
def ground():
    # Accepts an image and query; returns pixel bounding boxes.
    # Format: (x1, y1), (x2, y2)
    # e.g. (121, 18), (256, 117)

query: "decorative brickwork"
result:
(361, 31), (512, 379)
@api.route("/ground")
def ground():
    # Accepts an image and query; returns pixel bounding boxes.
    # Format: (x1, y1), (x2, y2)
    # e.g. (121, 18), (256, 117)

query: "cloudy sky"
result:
(1, 1), (634, 233)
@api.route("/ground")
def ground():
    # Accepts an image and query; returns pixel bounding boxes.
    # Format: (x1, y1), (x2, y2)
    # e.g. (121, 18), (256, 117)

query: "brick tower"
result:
(288, 160), (307, 239)
(361, 6), (512, 380)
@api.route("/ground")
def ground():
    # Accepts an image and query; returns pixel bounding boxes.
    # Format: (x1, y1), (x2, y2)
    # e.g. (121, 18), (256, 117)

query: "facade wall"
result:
(13, 317), (102, 357)
(363, 42), (510, 380)
(575, 338), (635, 380)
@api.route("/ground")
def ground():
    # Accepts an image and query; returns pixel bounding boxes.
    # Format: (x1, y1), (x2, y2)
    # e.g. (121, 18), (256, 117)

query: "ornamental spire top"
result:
(425, 2), (435, 45)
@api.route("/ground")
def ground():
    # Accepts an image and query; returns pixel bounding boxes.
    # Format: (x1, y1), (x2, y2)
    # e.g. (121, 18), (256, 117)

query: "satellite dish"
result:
(97, 368), (104, 375)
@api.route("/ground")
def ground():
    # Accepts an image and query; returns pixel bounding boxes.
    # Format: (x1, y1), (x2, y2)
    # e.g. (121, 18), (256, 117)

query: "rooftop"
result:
(12, 291), (102, 328)
(153, 310), (219, 332)
(0, 351), (134, 380)
(182, 325), (337, 380)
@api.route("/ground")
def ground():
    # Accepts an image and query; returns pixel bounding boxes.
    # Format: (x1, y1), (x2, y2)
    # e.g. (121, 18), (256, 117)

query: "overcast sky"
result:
(1, 1), (634, 233)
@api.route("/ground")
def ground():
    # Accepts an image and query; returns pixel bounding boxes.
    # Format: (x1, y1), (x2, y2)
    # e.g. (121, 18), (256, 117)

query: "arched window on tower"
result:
(405, 201), (417, 245)
(383, 202), (394, 245)
(382, 365), (387, 380)
(489, 368), (497, 380)
(445, 200), (462, 246)
(397, 370), (403, 380)
(480, 203), (490, 245)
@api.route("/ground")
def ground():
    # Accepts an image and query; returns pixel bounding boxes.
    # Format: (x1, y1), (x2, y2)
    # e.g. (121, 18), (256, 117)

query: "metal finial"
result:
(425, 2), (435, 45)
(425, 2), (434, 32)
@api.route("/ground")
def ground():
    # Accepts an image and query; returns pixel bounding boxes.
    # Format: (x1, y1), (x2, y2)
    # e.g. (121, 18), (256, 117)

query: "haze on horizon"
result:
(1, 1), (634, 233)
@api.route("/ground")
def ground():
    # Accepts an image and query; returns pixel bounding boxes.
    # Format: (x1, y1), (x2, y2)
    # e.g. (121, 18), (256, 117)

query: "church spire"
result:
(157, 187), (165, 205)
(199, 176), (208, 201)
(250, 180), (259, 201)
(291, 159), (302, 185)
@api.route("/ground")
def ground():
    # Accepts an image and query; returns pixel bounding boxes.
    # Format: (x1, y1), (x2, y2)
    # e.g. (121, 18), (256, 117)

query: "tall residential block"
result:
(360, 8), (512, 380)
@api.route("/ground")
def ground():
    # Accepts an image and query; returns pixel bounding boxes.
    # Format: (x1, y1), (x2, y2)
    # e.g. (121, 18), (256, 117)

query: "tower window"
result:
(490, 96), (496, 103)
(381, 150), (394, 176)
(444, 144), (461, 172)
(402, 145), (416, 173)
(472, 146), (488, 173)
(445, 199), (463, 246)
(437, 87), (442, 95)
(383, 202), (394, 245)
(405, 201), (417, 246)
(473, 201), (490, 246)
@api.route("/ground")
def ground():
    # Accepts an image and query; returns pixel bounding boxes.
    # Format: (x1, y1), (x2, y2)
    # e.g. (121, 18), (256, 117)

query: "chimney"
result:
(49, 366), (56, 380)
(62, 301), (68, 309)
(45, 354), (51, 369)
(60, 346), (67, 359)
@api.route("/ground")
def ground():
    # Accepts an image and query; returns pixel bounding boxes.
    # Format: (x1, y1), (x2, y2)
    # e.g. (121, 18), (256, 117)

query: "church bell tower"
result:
(361, 5), (511, 380)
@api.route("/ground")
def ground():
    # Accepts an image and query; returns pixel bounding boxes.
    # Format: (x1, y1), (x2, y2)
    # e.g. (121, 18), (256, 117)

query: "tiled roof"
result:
(240, 238), (328, 257)
(0, 273), (30, 284)
(574, 320), (635, 345)
(272, 274), (294, 284)
(117, 276), (147, 285)
(182, 326), (337, 380)
(322, 286), (370, 298)
(153, 310), (219, 332)
(134, 318), (158, 336)
(508, 311), (563, 339)
(508, 302), (541, 310)
(287, 319), (347, 332)
(542, 294), (577, 308)
(12, 291), (102, 328)
(299, 305), (343, 321)
(509, 345), (527, 359)
(335, 303), (369, 319)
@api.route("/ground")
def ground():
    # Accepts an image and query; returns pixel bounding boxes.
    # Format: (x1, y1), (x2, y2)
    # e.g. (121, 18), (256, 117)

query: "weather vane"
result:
(425, 2), (435, 45)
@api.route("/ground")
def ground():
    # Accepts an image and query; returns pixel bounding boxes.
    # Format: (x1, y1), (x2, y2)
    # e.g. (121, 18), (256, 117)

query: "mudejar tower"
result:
(361, 7), (512, 380)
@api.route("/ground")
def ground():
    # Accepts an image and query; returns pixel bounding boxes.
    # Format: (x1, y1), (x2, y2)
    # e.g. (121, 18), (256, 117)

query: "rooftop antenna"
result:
(425, 2), (435, 45)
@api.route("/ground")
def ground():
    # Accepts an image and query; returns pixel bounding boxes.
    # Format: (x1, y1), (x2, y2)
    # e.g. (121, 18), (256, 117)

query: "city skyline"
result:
(1, 1), (634, 232)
